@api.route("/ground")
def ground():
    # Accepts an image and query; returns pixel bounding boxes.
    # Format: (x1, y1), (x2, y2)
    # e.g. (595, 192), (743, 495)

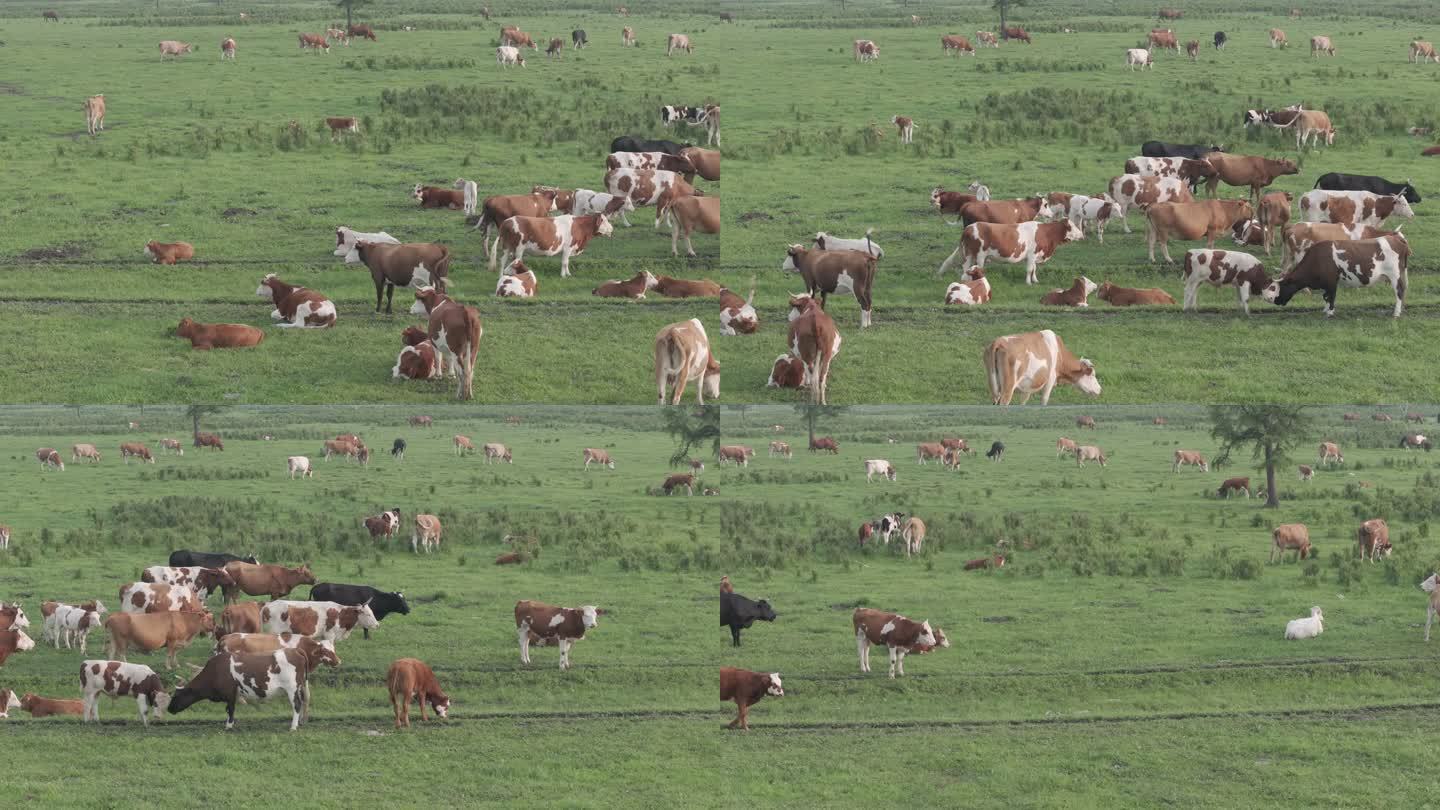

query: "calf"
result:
(655, 318), (720, 404)
(788, 296), (842, 405)
(19, 694), (85, 718)
(1411, 40), (1439, 63)
(945, 267), (991, 305)
(409, 287), (482, 400)
(766, 353), (807, 389)
(941, 219), (1084, 284)
(901, 517), (926, 557)
(1284, 607), (1325, 640)
(1126, 47), (1154, 69)
(85, 94), (106, 136)
(1270, 523), (1313, 562)
(393, 326), (441, 381)
(853, 608), (947, 678)
(592, 271), (658, 300)
(654, 276), (722, 298)
(1357, 518), (1391, 562)
(363, 509), (402, 539)
(1319, 442), (1343, 466)
(782, 245), (875, 327)
(662, 473), (696, 496)
(1039, 276), (1097, 307)
(1096, 281), (1176, 306)
(720, 668), (783, 731)
(1146, 199), (1254, 263)
(1182, 249), (1269, 314)
(104, 610), (214, 669)
(1298, 465), (1314, 481)
(256, 275), (336, 328)
(1255, 191), (1292, 255)
(1261, 232), (1409, 318)
(1046, 193), (1118, 242)
(388, 658), (450, 728)
(145, 241), (194, 265)
(79, 661), (169, 725)
(514, 601), (599, 670)
(985, 330), (1100, 405)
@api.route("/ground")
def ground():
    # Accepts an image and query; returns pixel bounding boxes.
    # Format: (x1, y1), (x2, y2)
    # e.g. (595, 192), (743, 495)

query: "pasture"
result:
(722, 2), (1440, 403)
(2, 404), (1440, 805)
(0, 1), (720, 403)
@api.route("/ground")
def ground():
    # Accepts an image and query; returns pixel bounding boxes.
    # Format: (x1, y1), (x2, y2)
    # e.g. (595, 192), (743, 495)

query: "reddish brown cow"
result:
(720, 667), (783, 730)
(1204, 154), (1299, 203)
(412, 184), (465, 209)
(1040, 276), (1097, 307)
(177, 318), (262, 350)
(347, 24), (377, 41)
(193, 432), (224, 451)
(145, 241), (194, 265)
(119, 443), (155, 464)
(388, 658), (450, 728)
(256, 274), (336, 328)
(809, 436), (839, 453)
(941, 34), (975, 55)
(473, 190), (560, 257)
(325, 117), (359, 140)
(788, 296), (841, 405)
(959, 197), (1046, 227)
(964, 555), (1005, 571)
(1097, 281), (1176, 306)
(221, 562), (315, 602)
(19, 694), (85, 718)
(1004, 27), (1031, 43)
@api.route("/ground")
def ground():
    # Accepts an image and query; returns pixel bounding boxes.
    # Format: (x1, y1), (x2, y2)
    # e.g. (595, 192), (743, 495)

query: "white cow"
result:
(334, 226), (399, 263)
(864, 459), (896, 482)
(54, 605), (101, 653)
(1046, 194), (1117, 243)
(571, 188), (636, 226)
(496, 46), (526, 67)
(453, 179), (479, 215)
(1125, 47), (1153, 69)
(288, 456), (312, 479)
(1283, 606), (1324, 639)
(813, 229), (884, 258)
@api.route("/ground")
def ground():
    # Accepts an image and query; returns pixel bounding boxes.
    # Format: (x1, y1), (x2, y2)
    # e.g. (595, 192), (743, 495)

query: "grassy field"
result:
(3, 404), (1440, 805)
(0, 1), (721, 403)
(721, 2), (1440, 404)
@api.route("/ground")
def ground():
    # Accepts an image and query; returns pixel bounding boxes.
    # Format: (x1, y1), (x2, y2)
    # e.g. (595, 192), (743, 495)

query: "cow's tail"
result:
(434, 246), (452, 293)
(1312, 177), (1322, 189)
(983, 341), (1003, 404)
(460, 306), (481, 400)
(744, 275), (756, 307)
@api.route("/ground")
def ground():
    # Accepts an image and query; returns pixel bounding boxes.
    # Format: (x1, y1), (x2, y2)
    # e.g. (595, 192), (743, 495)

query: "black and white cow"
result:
(720, 589), (776, 647)
(986, 441), (1006, 461)
(1313, 173), (1421, 205)
(391, 438), (406, 461)
(571, 29), (588, 48)
(661, 105), (706, 128)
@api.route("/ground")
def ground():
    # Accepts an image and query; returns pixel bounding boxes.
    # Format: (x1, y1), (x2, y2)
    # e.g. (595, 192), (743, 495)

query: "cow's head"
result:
(295, 564), (316, 585)
(1399, 181), (1422, 204)
(1389, 195), (1417, 219)
(9, 630), (34, 652)
(930, 188), (946, 208)
(781, 245), (808, 273)
(401, 326), (429, 347)
(750, 599), (777, 623)
(144, 241), (158, 259)
(1074, 359), (1102, 397)
(255, 274), (278, 301)
(967, 181), (990, 200)
(410, 286), (442, 316)
(764, 673), (784, 697)
(1243, 110), (1265, 126)
(787, 293), (816, 321)
(580, 606), (600, 628)
(596, 214), (614, 236)
(916, 621), (937, 648)
(1063, 219), (1085, 243)
(411, 183), (426, 201)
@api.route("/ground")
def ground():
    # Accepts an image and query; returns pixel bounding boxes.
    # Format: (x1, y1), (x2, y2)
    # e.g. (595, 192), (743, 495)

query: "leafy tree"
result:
(187, 403), (229, 438)
(664, 405), (720, 467)
(337, 0), (369, 30)
(1209, 406), (1312, 508)
(793, 403), (849, 449)
(994, 0), (1028, 37)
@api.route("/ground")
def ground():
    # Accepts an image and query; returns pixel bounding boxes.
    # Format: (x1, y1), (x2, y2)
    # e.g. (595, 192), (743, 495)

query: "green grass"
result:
(2, 404), (1440, 805)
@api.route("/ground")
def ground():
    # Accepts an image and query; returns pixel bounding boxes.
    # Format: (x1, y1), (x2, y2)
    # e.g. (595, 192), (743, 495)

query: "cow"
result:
(0, 603), (26, 632)
(1313, 173), (1421, 205)
(661, 473), (696, 496)
(496, 45), (526, 67)
(322, 439), (365, 462)
(621, 26), (635, 46)
(931, 187), (991, 222)
(592, 271), (657, 300)
(411, 515), (441, 554)
(0, 627), (35, 666)
(282, 455), (311, 480)
(1270, 523), (1313, 562)
(220, 37), (236, 60)
(334, 227), (398, 263)
(1281, 222), (1392, 270)
(1075, 445), (1107, 467)
(364, 510), (402, 540)
(1146, 199), (1254, 263)
(1173, 450), (1209, 472)
(1406, 413), (1426, 424)
(43, 9), (60, 21)
(977, 30), (998, 47)
(386, 658), (449, 729)
(1097, 281), (1176, 306)
(720, 587), (776, 648)
(900, 517), (926, 557)
(766, 353), (807, 389)
(1357, 518), (1391, 562)
(1298, 465), (1314, 481)
(157, 438), (183, 456)
(169, 643), (337, 731)
(79, 661), (169, 725)
(70, 443), (101, 464)
(916, 443), (947, 465)
(1249, 191), (1293, 256)
(864, 459), (897, 482)
(176, 319), (258, 351)
(1182, 249), (1270, 314)
(261, 600), (378, 643)
(940, 219), (1084, 284)
(1108, 174), (1195, 233)
(139, 567), (233, 602)
(1056, 437), (1078, 458)
(853, 608), (947, 678)
(408, 287), (482, 400)
(717, 446), (752, 467)
(482, 443), (512, 464)
(891, 115), (917, 144)
(667, 33), (692, 56)
(786, 296), (842, 405)
(299, 33), (330, 52)
(604, 169), (698, 230)
(1310, 35), (1334, 57)
(1299, 190), (1414, 228)
(17, 694), (84, 718)
(958, 196), (1046, 227)
(493, 260), (539, 299)
(411, 184), (465, 210)
(1142, 141), (1226, 161)
(781, 245), (875, 328)
(1261, 232), (1409, 318)
(1203, 154), (1298, 203)
(1374, 413), (1393, 422)
(1159, 8), (1184, 20)
(1287, 109), (1336, 148)
(984, 330), (1100, 406)
(609, 136), (691, 157)
(945, 267), (992, 306)
(84, 94), (105, 136)
(720, 668), (783, 731)
(1411, 40), (1439, 63)
(583, 448), (615, 470)
(677, 147), (719, 184)
(473, 189), (562, 257)
(348, 24), (377, 41)
(324, 116), (359, 141)
(255, 274), (336, 329)
(1270, 28), (1288, 48)
(1040, 276), (1098, 307)
(515, 601), (599, 670)
(104, 610), (214, 668)
(1045, 193), (1119, 242)
(1244, 106), (1304, 131)
(492, 213), (612, 278)
(1123, 158), (1218, 192)
(221, 562), (315, 603)
(1076, 415), (1097, 429)
(653, 276), (723, 300)
(170, 550), (254, 569)
(325, 27), (348, 44)
(942, 35), (975, 56)
(568, 28), (587, 49)
(216, 602), (261, 639)
(307, 584), (406, 641)
(1213, 31), (1227, 49)
(1185, 40), (1199, 61)
(546, 38), (564, 59)
(655, 318), (719, 405)
(119, 442), (154, 464)
(158, 40), (195, 59)
(499, 26), (535, 49)
(1318, 442), (1343, 466)
(393, 327), (441, 381)
(659, 105), (707, 132)
(145, 240), (194, 264)
(119, 582), (202, 616)
(1004, 26), (1031, 44)
(607, 150), (696, 177)
(35, 447), (64, 471)
(1148, 30), (1178, 52)
(1401, 434), (1433, 451)
(664, 195), (720, 258)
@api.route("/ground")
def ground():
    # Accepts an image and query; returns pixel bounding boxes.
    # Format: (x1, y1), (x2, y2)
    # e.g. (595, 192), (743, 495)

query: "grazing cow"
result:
(169, 643), (336, 731)
(84, 94), (105, 136)
(984, 330), (1100, 405)
(1077, 415), (1097, 429)
(482, 443), (512, 464)
(1401, 434), (1432, 451)
(787, 297), (842, 405)
(364, 510), (401, 540)
(139, 567), (233, 602)
(347, 24), (377, 41)
(864, 459), (896, 482)
(159, 40), (195, 59)
(496, 46), (526, 68)
(850, 39), (878, 62)
(1313, 173), (1421, 205)
(1406, 413), (1426, 424)
(959, 197), (1046, 227)
(322, 439), (365, 462)
(387, 658), (449, 729)
(662, 473), (696, 496)
(720, 668), (783, 731)
(567, 28), (587, 49)
(1108, 174), (1194, 233)
(145, 240), (194, 264)
(1182, 249), (1270, 314)
(175, 320), (261, 353)
(43, 10), (60, 21)
(492, 213), (612, 277)
(411, 515), (441, 554)
(1203, 154), (1298, 203)
(1357, 518), (1391, 562)
(79, 661), (169, 725)
(119, 582), (201, 615)
(36, 447), (65, 471)
(942, 35), (976, 55)
(1261, 232), (1409, 318)
(546, 38), (564, 59)
(664, 195), (720, 257)
(1270, 28), (1288, 48)
(1075, 445), (1107, 467)
(408, 287), (482, 400)
(1373, 413), (1393, 423)
(719, 587), (776, 648)
(945, 267), (992, 306)
(299, 33), (330, 52)
(1040, 276), (1097, 307)
(1004, 26), (1031, 43)
(1298, 190), (1414, 229)
(221, 562), (315, 603)
(1056, 437), (1078, 458)
(1173, 450), (1209, 472)
(1310, 35), (1334, 57)
(1411, 40), (1439, 63)
(120, 443), (155, 464)
(667, 33), (692, 56)
(104, 610), (213, 668)
(412, 184), (465, 210)
(1146, 199), (1254, 263)
(1284, 606), (1324, 640)
(71, 443), (101, 464)
(217, 602), (261, 639)
(1270, 523), (1313, 562)
(976, 30), (999, 47)
(261, 600), (378, 643)
(805, 436), (839, 455)
(766, 441), (791, 459)
(256, 275), (336, 329)
(326, 27), (348, 44)
(853, 608), (946, 678)
(499, 26), (535, 49)
(1298, 465), (1314, 481)
(170, 551), (253, 569)
(583, 449), (615, 470)
(1097, 281), (1176, 306)
(1318, 442), (1343, 466)
(901, 517), (926, 556)
(1045, 193), (1119, 242)
(655, 318), (720, 405)
(717, 446), (752, 467)
(157, 438), (183, 456)
(781, 245), (875, 328)
(1185, 41), (1198, 61)
(916, 443), (946, 465)
(941, 219), (1084, 284)
(220, 37), (236, 60)
(515, 601), (599, 670)
(1148, 30), (1178, 52)
(352, 242), (451, 312)
(592, 271), (658, 300)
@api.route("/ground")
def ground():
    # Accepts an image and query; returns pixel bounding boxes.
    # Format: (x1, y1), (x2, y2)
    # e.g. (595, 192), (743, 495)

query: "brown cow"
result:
(788, 296), (841, 405)
(1004, 27), (1031, 44)
(1255, 191), (1292, 256)
(941, 34), (975, 55)
(19, 694), (85, 718)
(221, 562), (315, 603)
(388, 658), (450, 728)
(1097, 281), (1176, 306)
(412, 184), (464, 209)
(1039, 276), (1097, 307)
(964, 555), (1006, 571)
(104, 610), (214, 668)
(348, 24), (377, 41)
(119, 443), (155, 464)
(176, 318), (263, 350)
(592, 271), (658, 300)
(158, 40), (195, 59)
(299, 33), (330, 52)
(661, 473), (696, 496)
(809, 436), (839, 454)
(655, 318), (719, 405)
(1204, 154), (1298, 203)
(1270, 523), (1313, 561)
(665, 195), (720, 257)
(1146, 199), (1254, 263)
(410, 287), (482, 400)
(959, 197), (1046, 227)
(1357, 518), (1391, 562)
(500, 27), (537, 49)
(351, 242), (451, 312)
(719, 667), (783, 731)
(654, 276), (722, 298)
(145, 241), (193, 265)
(931, 188), (984, 221)
(325, 116), (359, 140)
(493, 213), (613, 277)
(679, 147), (719, 182)
(84, 94), (105, 136)
(1148, 29), (1179, 52)
(782, 245), (875, 328)
(1218, 476), (1250, 498)
(36, 447), (65, 471)
(217, 602), (261, 639)
(473, 190), (560, 256)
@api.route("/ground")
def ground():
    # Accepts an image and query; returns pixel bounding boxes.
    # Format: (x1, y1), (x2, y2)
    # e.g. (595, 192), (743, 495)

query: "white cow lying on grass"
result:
(813, 229), (884, 258)
(1283, 606), (1324, 639)
(335, 226), (399, 263)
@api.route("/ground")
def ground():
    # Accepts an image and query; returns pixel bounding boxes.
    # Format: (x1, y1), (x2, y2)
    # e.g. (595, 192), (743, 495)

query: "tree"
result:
(793, 403), (849, 449)
(994, 0), (1028, 37)
(663, 405), (720, 467)
(187, 403), (229, 438)
(1209, 405), (1312, 508)
(337, 0), (369, 30)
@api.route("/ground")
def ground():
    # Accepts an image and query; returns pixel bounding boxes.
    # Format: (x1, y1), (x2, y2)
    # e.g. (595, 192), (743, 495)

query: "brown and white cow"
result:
(667, 33), (693, 56)
(1357, 518), (1391, 562)
(1097, 281), (1176, 306)
(393, 327), (441, 381)
(656, 318), (720, 405)
(1270, 523), (1313, 562)
(593, 270), (658, 300)
(364, 510), (401, 540)
(1318, 441), (1343, 466)
(945, 267), (991, 306)
(582, 448), (615, 470)
(104, 610), (213, 668)
(325, 116), (358, 140)
(515, 601), (599, 670)
(606, 150), (696, 177)
(1123, 157), (1217, 190)
(604, 169), (698, 230)
(1146, 199), (1254, 263)
(474, 190), (560, 257)
(787, 296), (841, 405)
(495, 260), (538, 299)
(1108, 174), (1194, 233)
(221, 562), (315, 603)
(1411, 40), (1439, 63)
(158, 438), (183, 455)
(1039, 276), (1097, 307)
(159, 40), (195, 59)
(84, 94), (105, 136)
(387, 658), (450, 728)
(71, 443), (101, 464)
(782, 245), (875, 327)
(409, 287), (482, 400)
(0, 602), (26, 632)
(262, 600), (378, 642)
(168, 643), (336, 731)
(220, 37), (236, 60)
(0, 628), (36, 665)
(120, 442), (155, 464)
(1298, 190), (1414, 228)
(941, 34), (975, 55)
(119, 582), (202, 614)
(1148, 29), (1179, 51)
(661, 473), (696, 496)
(1298, 465), (1314, 481)
(299, 33), (330, 52)
(1310, 35), (1334, 57)
(766, 353), (807, 389)
(1182, 249), (1270, 314)
(1281, 222), (1391, 270)
(768, 441), (792, 459)
(1045, 193), (1119, 243)
(1075, 445), (1107, 467)
(717, 446), (753, 467)
(984, 330), (1100, 405)
(493, 214), (612, 277)
(942, 219), (1084, 284)
(140, 567), (235, 602)
(1261, 232), (1409, 318)
(256, 275), (336, 328)
(959, 197), (1046, 227)
(1056, 437), (1078, 458)
(482, 443), (512, 463)
(412, 515), (441, 554)
(411, 184), (464, 210)
(80, 660), (169, 725)
(621, 26), (635, 47)
(1270, 28), (1288, 48)
(1203, 154), (1298, 203)
(36, 447), (65, 471)
(1401, 433), (1433, 451)
(852, 608), (946, 678)
(1217, 476), (1250, 498)
(720, 667), (783, 730)
(1173, 450), (1208, 472)
(145, 240), (194, 264)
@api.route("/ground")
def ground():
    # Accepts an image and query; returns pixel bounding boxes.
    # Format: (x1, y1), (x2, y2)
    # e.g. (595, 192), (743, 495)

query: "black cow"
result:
(720, 590), (776, 647)
(609, 136), (691, 156)
(986, 441), (1005, 461)
(719, 11), (735, 21)
(571, 29), (587, 48)
(1213, 31), (1227, 50)
(169, 550), (257, 568)
(310, 583), (410, 640)
(1313, 172), (1421, 204)
(391, 438), (406, 461)
(1141, 141), (1226, 160)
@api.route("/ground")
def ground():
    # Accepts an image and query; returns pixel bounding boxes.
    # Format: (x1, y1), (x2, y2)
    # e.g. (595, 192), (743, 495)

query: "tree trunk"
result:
(1264, 445), (1279, 508)
(192, 411), (201, 438)
(345, 3), (353, 28)
(999, 2), (1008, 36)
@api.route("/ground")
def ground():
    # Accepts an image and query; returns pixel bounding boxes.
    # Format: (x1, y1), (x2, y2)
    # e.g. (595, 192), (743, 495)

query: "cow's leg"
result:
(1237, 283), (1251, 315)
(1428, 606), (1435, 642)
(558, 638), (571, 670)
(937, 246), (964, 276)
(1025, 255), (1038, 285)
(559, 248), (573, 278)
(1322, 285), (1337, 317)
(290, 688), (304, 730)
(518, 624), (531, 664)
(888, 646), (899, 678)
(137, 695), (150, 726)
(385, 282), (396, 314)
(1393, 271), (1406, 318)
(856, 630), (869, 672)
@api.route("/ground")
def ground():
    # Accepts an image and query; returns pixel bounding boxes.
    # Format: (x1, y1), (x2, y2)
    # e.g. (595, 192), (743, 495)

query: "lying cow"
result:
(145, 240), (194, 265)
(256, 274), (336, 328)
